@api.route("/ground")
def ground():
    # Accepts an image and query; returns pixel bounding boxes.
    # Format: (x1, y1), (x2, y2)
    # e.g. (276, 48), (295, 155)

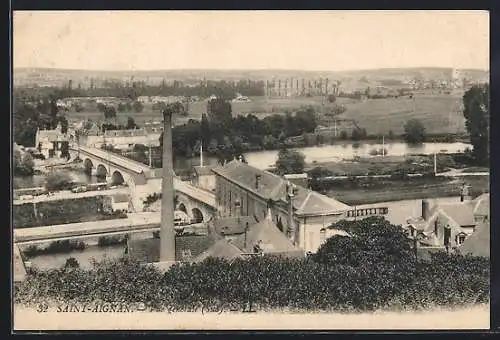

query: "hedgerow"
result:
(13, 196), (127, 228)
(14, 217), (489, 312)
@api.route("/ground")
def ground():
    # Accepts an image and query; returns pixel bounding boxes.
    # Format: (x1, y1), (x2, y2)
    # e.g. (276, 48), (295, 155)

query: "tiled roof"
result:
(458, 220), (490, 258)
(193, 239), (243, 263)
(473, 193), (490, 216)
(231, 216), (298, 254)
(212, 160), (350, 216)
(127, 234), (217, 263)
(176, 234), (217, 261)
(211, 215), (257, 236)
(439, 203), (476, 227)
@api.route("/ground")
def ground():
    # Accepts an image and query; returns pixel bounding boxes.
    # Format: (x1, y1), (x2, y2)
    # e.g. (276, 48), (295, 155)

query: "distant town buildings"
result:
(264, 78), (340, 97)
(78, 128), (162, 150)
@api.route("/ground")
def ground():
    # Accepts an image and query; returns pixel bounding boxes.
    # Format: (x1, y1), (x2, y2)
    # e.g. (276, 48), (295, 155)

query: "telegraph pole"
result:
(148, 140), (152, 168)
(382, 135), (385, 157)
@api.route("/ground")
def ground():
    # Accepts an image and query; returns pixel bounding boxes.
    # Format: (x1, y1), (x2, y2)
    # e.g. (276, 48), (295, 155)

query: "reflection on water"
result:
(242, 142), (472, 170)
(14, 170), (100, 189)
(175, 142), (472, 171)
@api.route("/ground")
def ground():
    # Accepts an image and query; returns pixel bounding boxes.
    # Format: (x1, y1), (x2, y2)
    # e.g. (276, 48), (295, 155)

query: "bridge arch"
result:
(83, 158), (94, 175)
(96, 164), (108, 179)
(191, 208), (204, 223)
(111, 170), (125, 186)
(178, 203), (187, 214)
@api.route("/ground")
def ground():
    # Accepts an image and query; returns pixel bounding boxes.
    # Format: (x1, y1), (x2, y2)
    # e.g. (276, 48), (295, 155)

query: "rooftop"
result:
(212, 160), (350, 216)
(231, 215), (299, 254)
(128, 233), (218, 263)
(211, 215), (257, 236)
(192, 238), (243, 263)
(194, 165), (216, 176)
(458, 220), (490, 258)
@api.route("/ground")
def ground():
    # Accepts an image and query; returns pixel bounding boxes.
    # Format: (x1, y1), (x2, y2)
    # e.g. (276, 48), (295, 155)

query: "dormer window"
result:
(456, 233), (467, 245)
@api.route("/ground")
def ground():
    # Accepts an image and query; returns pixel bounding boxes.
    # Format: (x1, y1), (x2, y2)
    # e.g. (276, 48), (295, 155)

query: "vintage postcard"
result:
(12, 10), (490, 331)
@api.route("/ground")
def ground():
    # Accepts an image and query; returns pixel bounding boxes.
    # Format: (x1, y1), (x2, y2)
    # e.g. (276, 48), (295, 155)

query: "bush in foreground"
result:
(14, 217), (489, 312)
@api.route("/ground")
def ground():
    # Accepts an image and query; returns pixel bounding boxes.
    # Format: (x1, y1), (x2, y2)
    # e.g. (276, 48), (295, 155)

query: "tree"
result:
(45, 171), (73, 191)
(327, 94), (337, 103)
(388, 130), (395, 140)
(308, 166), (333, 190)
(74, 103), (85, 112)
(126, 117), (138, 130)
(339, 130), (348, 140)
(97, 102), (106, 113)
(59, 116), (68, 134)
(60, 142), (70, 160)
(14, 151), (35, 176)
(132, 101), (144, 113)
(351, 127), (365, 141)
(312, 216), (417, 290)
(463, 84), (489, 164)
(117, 103), (127, 113)
(103, 106), (117, 120)
(207, 98), (232, 125)
(275, 148), (306, 175)
(64, 257), (80, 269)
(403, 119), (426, 144)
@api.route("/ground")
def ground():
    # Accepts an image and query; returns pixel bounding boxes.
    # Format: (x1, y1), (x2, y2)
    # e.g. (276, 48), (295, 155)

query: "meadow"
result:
(66, 91), (466, 136)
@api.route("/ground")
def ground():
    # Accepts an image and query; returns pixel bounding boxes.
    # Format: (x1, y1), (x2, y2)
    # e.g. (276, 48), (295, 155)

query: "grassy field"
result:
(326, 175), (489, 205)
(336, 93), (465, 135)
(65, 91), (466, 135)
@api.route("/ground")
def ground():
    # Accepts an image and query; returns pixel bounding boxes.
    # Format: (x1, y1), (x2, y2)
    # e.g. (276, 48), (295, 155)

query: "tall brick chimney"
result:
(160, 108), (176, 262)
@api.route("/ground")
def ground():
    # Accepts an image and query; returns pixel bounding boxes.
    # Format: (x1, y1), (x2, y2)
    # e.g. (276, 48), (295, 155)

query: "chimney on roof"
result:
(460, 184), (472, 202)
(422, 199), (431, 221)
(255, 174), (262, 190)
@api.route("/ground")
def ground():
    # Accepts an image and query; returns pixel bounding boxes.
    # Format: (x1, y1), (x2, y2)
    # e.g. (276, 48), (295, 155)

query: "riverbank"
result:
(326, 175), (489, 206)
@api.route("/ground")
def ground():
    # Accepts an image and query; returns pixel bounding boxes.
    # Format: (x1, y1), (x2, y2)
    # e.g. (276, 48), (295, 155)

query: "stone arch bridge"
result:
(75, 146), (215, 221)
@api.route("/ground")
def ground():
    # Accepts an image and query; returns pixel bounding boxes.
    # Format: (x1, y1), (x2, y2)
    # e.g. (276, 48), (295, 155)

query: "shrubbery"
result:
(23, 240), (86, 258)
(97, 236), (127, 247)
(13, 196), (127, 228)
(15, 217), (489, 312)
(45, 171), (74, 191)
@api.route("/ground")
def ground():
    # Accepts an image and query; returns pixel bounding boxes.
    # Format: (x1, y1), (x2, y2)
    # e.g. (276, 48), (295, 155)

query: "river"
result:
(13, 170), (101, 189)
(178, 141), (472, 170)
(13, 141), (471, 189)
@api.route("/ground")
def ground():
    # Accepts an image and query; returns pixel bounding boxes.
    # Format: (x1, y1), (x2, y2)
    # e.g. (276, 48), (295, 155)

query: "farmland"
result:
(66, 91), (466, 136)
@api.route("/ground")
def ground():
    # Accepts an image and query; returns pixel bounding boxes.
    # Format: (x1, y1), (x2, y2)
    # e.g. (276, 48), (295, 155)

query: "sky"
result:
(13, 10), (489, 71)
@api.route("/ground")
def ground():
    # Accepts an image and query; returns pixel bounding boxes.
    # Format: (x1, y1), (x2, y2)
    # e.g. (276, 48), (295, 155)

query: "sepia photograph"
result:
(12, 10), (490, 330)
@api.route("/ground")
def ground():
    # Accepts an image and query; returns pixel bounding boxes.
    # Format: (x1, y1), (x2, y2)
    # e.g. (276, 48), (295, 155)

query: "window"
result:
(456, 233), (467, 245)
(181, 249), (192, 259)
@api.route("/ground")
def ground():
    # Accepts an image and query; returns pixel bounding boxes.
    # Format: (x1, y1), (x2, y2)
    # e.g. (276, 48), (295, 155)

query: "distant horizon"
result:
(14, 65), (490, 73)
